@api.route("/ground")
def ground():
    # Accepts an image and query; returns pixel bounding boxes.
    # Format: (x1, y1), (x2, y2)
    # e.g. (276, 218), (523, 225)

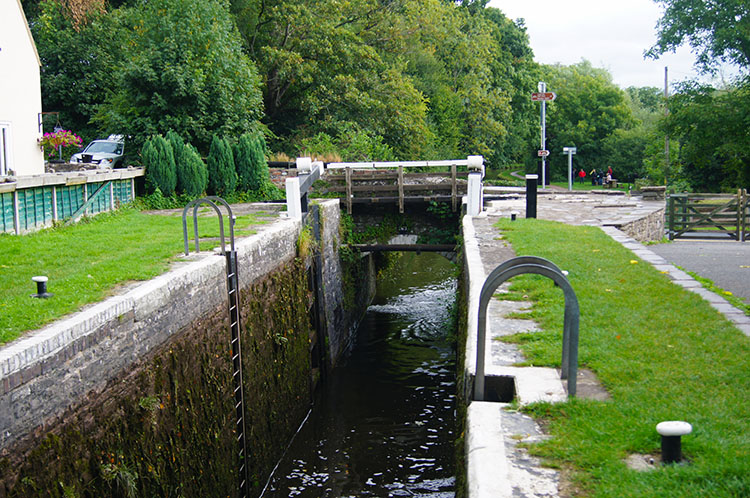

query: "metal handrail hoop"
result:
(474, 256), (580, 400)
(181, 196), (236, 255)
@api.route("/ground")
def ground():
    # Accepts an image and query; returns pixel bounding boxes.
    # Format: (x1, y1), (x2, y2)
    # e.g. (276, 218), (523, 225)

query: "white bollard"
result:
(467, 172), (482, 216)
(285, 177), (302, 220)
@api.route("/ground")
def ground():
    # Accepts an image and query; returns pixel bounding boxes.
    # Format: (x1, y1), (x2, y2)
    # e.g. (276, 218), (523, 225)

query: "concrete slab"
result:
(466, 402), (513, 498)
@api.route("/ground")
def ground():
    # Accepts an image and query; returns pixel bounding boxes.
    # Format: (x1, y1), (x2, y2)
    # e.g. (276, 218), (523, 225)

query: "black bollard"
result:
(525, 174), (538, 219)
(31, 276), (53, 299)
(656, 421), (692, 464)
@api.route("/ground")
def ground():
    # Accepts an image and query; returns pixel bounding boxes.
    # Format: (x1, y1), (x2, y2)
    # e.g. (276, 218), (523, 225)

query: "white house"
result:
(0, 0), (45, 177)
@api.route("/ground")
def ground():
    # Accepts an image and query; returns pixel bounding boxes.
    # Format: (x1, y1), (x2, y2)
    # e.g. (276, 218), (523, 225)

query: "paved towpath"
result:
(649, 240), (750, 304)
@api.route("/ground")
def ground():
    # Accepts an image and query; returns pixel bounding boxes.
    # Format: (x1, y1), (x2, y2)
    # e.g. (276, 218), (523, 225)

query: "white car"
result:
(70, 135), (125, 168)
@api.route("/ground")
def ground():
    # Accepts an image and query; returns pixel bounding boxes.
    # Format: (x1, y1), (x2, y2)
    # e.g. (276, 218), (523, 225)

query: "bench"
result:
(604, 179), (618, 188)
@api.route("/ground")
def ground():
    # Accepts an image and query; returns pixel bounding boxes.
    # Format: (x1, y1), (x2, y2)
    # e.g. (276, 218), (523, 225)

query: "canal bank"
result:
(0, 199), (375, 496)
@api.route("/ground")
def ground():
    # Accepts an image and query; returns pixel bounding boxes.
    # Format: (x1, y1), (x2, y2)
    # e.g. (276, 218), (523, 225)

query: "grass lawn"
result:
(493, 218), (749, 497)
(0, 207), (267, 344)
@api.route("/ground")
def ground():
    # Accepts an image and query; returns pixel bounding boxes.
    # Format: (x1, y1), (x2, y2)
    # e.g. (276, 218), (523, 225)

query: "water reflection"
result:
(264, 252), (457, 498)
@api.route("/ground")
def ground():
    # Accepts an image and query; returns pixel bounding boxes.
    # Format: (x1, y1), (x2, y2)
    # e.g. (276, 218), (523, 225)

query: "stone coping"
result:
(3, 168), (144, 190)
(0, 216), (299, 389)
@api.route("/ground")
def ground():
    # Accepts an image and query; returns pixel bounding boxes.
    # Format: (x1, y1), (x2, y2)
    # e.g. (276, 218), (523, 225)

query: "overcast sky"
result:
(487, 0), (740, 89)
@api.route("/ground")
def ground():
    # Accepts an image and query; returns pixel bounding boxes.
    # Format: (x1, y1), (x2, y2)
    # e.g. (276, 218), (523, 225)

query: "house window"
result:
(0, 123), (10, 176)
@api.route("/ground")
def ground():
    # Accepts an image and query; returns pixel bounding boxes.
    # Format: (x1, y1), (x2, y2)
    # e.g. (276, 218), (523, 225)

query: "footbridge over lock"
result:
(284, 156), (486, 257)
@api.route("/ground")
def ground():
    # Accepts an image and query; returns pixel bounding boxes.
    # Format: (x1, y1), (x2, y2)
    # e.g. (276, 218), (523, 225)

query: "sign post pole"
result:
(539, 82), (546, 189)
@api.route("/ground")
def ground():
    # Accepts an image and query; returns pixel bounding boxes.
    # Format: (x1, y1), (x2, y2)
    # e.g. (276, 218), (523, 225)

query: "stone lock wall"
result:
(0, 200), (370, 497)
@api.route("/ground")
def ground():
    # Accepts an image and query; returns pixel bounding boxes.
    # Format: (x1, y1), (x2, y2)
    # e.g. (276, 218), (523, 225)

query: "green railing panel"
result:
(17, 187), (53, 231)
(113, 179), (133, 205)
(1, 192), (14, 233)
(57, 185), (84, 220)
(87, 182), (111, 214)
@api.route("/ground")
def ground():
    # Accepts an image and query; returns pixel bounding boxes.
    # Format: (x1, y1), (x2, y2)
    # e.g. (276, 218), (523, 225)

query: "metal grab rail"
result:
(181, 197), (249, 497)
(181, 196), (236, 256)
(474, 256), (580, 400)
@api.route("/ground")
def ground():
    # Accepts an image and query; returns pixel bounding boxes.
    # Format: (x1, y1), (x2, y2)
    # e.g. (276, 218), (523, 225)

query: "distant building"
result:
(0, 0), (45, 177)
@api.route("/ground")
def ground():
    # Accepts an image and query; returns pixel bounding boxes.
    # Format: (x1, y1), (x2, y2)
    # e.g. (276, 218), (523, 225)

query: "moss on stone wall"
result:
(1, 259), (313, 498)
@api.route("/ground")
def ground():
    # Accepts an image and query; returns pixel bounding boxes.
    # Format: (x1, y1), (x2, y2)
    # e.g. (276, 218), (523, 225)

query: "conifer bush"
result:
(234, 132), (270, 192)
(166, 130), (187, 194)
(181, 143), (208, 197)
(206, 136), (237, 196)
(142, 135), (177, 196)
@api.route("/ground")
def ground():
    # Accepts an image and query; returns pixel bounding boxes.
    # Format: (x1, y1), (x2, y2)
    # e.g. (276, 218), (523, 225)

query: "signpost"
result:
(532, 83), (556, 189)
(562, 147), (577, 191)
(531, 92), (557, 101)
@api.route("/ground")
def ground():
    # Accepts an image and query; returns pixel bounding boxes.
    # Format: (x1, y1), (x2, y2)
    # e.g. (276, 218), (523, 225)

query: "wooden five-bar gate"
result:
(667, 189), (749, 241)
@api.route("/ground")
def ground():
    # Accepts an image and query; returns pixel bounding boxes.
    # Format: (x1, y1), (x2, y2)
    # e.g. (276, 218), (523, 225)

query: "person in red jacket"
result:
(578, 168), (586, 184)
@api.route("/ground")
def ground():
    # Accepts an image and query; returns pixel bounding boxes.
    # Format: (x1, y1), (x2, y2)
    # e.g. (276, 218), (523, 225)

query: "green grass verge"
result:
(493, 218), (749, 497)
(0, 207), (266, 344)
(681, 268), (750, 315)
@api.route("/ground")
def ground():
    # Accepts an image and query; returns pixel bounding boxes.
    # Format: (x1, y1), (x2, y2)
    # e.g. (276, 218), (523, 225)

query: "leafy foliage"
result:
(544, 61), (636, 177)
(181, 143), (209, 198)
(142, 135), (176, 196)
(93, 0), (263, 155)
(662, 79), (750, 191)
(647, 0), (750, 72)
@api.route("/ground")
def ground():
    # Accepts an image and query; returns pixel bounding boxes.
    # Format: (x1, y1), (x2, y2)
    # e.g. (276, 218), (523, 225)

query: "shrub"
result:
(165, 130), (187, 194)
(182, 144), (208, 197)
(142, 135), (176, 196)
(206, 136), (237, 196)
(234, 132), (270, 192)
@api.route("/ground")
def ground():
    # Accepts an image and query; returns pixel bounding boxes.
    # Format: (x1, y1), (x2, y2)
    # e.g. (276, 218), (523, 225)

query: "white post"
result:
(285, 177), (302, 220)
(467, 172), (482, 216)
(563, 147), (576, 191)
(52, 186), (58, 221)
(296, 156), (312, 173)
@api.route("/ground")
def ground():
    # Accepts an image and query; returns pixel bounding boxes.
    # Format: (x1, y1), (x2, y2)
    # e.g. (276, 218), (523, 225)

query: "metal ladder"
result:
(182, 197), (249, 497)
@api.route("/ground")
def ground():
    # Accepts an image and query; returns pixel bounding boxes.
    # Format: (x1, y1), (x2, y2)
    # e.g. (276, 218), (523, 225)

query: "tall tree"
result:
(662, 80), (750, 190)
(93, 0), (264, 155)
(647, 0), (750, 72)
(544, 61), (636, 176)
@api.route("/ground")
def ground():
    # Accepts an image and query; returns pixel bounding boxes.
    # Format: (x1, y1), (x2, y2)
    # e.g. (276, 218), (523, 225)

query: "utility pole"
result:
(664, 66), (670, 186)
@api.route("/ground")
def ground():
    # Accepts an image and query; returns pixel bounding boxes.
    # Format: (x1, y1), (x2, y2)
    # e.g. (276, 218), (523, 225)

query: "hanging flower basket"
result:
(38, 130), (83, 161)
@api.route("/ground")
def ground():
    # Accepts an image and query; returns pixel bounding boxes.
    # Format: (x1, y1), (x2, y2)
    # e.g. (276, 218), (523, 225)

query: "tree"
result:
(661, 80), (750, 191)
(166, 130), (187, 194)
(93, 0), (264, 154)
(647, 0), (750, 72)
(207, 136), (237, 196)
(142, 135), (177, 196)
(31, 0), (123, 143)
(544, 61), (636, 177)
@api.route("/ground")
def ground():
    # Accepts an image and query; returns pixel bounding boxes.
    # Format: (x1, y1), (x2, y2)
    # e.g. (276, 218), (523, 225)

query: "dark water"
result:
(263, 252), (457, 498)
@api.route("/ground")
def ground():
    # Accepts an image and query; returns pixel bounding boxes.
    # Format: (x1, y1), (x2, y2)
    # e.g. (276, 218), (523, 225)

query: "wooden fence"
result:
(667, 189), (748, 241)
(0, 169), (143, 234)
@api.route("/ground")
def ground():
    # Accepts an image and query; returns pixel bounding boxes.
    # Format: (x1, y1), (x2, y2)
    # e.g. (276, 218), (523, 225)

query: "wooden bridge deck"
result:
(320, 166), (471, 214)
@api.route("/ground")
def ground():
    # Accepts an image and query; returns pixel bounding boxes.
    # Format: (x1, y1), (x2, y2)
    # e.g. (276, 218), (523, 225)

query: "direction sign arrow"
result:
(531, 92), (557, 101)
(538, 150), (550, 157)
